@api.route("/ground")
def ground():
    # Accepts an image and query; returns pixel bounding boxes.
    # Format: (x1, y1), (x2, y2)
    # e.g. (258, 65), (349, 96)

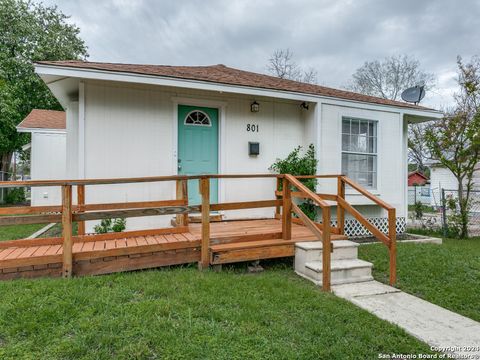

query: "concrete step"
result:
(299, 259), (373, 286)
(294, 240), (359, 275)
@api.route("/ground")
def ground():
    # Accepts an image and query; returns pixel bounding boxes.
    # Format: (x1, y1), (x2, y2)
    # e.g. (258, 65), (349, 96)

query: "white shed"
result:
(429, 164), (480, 206)
(17, 109), (66, 206)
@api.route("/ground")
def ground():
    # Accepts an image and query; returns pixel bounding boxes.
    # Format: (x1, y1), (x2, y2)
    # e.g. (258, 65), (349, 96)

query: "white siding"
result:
(472, 165), (480, 190)
(31, 132), (66, 206)
(66, 101), (79, 179)
(430, 167), (458, 191)
(428, 166), (480, 206)
(221, 96), (305, 220)
(302, 102), (317, 146)
(319, 104), (406, 218)
(429, 167), (457, 207)
(79, 81), (307, 230)
(83, 82), (175, 230)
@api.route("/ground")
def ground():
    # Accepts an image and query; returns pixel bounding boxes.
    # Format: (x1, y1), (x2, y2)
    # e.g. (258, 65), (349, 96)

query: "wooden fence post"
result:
(62, 185), (73, 278)
(282, 177), (292, 240)
(337, 177), (345, 235)
(77, 185), (85, 236)
(388, 208), (397, 285)
(176, 179), (188, 226)
(275, 177), (282, 219)
(322, 206), (331, 291)
(199, 177), (210, 269)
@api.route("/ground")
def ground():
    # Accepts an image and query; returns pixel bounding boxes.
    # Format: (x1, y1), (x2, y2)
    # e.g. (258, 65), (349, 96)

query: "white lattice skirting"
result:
(330, 217), (406, 238)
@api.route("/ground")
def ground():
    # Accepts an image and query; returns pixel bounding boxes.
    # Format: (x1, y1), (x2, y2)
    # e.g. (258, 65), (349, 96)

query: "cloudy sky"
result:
(37, 0), (480, 109)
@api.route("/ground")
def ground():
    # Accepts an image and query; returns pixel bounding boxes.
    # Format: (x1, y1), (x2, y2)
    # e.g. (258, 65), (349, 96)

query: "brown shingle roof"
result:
(37, 60), (436, 111)
(17, 109), (66, 130)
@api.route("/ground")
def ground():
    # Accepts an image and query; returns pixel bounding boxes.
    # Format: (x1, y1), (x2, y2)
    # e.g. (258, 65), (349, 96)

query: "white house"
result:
(429, 164), (480, 207)
(17, 109), (66, 206)
(33, 60), (442, 232)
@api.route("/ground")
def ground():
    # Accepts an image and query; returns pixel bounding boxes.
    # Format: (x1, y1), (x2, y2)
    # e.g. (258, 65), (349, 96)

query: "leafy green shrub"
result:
(94, 218), (127, 234)
(5, 187), (26, 205)
(413, 201), (423, 219)
(444, 196), (469, 238)
(112, 218), (127, 232)
(270, 144), (318, 220)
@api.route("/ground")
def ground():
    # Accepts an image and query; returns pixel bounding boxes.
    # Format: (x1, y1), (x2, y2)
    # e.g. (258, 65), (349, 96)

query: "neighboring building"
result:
(17, 109), (66, 206)
(430, 165), (458, 193)
(428, 164), (480, 207)
(33, 60), (442, 231)
(408, 171), (428, 186)
(407, 171), (430, 205)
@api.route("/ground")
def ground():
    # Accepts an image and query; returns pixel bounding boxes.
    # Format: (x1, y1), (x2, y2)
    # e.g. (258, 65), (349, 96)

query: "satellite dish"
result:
(401, 85), (426, 104)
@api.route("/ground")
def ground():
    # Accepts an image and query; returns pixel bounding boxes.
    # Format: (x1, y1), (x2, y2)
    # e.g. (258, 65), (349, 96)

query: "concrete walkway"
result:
(333, 281), (480, 359)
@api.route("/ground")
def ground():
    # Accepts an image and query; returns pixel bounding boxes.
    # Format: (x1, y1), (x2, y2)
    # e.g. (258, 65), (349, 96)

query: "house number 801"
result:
(247, 124), (259, 132)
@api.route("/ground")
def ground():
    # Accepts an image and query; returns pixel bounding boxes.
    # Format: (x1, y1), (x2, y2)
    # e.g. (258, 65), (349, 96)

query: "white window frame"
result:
(184, 110), (212, 127)
(341, 116), (378, 190)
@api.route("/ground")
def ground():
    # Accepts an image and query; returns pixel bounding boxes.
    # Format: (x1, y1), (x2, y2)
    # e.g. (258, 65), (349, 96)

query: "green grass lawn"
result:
(359, 237), (480, 322)
(0, 222), (78, 242)
(0, 223), (45, 241)
(0, 266), (433, 359)
(407, 204), (436, 213)
(0, 205), (47, 241)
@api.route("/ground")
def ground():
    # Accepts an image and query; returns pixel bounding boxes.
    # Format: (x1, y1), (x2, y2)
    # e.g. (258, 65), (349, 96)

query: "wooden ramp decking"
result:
(0, 219), (345, 280)
(0, 173), (399, 290)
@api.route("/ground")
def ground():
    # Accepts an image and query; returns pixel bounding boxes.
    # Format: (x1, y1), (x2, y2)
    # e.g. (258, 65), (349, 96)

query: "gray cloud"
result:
(38, 0), (480, 108)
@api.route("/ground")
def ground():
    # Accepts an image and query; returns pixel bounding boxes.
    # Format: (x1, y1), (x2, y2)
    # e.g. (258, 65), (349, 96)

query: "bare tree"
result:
(267, 49), (318, 84)
(302, 67), (318, 85)
(408, 123), (429, 171)
(349, 55), (435, 172)
(348, 54), (435, 101)
(455, 55), (480, 116)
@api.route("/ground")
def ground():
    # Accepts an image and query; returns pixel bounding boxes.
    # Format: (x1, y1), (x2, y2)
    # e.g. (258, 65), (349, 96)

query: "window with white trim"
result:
(341, 117), (377, 188)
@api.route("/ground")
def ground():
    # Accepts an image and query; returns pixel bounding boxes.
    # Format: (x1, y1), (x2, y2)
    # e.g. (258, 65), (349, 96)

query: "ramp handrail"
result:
(0, 173), (396, 287)
(281, 174), (397, 286)
(283, 174), (332, 291)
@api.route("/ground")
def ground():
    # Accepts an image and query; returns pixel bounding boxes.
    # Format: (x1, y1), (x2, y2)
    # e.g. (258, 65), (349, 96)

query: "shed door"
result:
(177, 105), (218, 205)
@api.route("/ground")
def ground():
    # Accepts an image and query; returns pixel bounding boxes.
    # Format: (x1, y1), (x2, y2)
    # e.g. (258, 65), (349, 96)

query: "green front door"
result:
(178, 105), (219, 205)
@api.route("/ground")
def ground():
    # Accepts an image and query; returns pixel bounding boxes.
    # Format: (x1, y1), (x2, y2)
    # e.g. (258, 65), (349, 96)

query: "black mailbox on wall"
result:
(249, 142), (260, 156)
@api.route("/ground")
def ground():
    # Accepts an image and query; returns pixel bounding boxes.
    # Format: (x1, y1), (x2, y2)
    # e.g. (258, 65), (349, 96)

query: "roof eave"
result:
(17, 126), (66, 134)
(35, 63), (443, 117)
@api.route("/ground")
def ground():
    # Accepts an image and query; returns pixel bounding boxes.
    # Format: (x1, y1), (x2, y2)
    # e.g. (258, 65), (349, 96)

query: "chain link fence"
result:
(0, 171), (30, 204)
(0, 171), (10, 203)
(408, 185), (431, 205)
(409, 187), (480, 237)
(408, 185), (443, 208)
(441, 189), (480, 237)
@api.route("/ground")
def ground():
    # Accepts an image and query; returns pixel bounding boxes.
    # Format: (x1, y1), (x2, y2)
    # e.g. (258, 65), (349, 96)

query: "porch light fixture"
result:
(300, 102), (309, 110)
(250, 101), (260, 113)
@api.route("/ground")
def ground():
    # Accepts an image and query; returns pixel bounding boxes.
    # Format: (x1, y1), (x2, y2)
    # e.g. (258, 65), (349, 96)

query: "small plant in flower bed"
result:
(94, 218), (127, 234)
(413, 201), (423, 219)
(270, 144), (318, 220)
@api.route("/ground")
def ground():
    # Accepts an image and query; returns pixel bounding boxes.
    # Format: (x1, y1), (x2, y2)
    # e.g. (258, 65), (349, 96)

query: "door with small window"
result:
(341, 117), (377, 189)
(177, 105), (219, 205)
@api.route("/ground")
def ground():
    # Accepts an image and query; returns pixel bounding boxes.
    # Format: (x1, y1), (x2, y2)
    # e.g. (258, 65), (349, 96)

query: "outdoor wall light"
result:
(300, 102), (309, 110)
(250, 101), (260, 112)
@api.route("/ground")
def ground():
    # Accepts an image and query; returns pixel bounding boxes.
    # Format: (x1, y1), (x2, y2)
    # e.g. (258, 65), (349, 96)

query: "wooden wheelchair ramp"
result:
(0, 173), (397, 291)
(0, 219), (347, 280)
